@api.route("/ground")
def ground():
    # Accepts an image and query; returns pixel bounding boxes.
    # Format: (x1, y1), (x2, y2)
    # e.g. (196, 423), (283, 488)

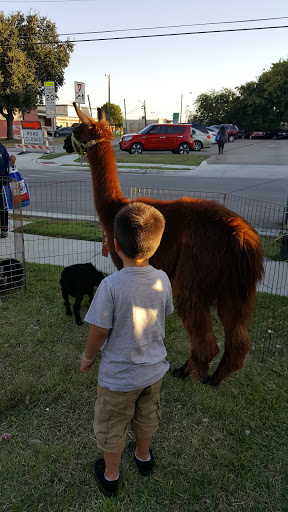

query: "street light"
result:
(180, 91), (192, 123)
(105, 74), (110, 125)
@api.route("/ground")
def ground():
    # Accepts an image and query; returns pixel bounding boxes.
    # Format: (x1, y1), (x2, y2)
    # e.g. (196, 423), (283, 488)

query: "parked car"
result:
(192, 128), (212, 151)
(237, 128), (246, 139)
(191, 122), (209, 134)
(207, 127), (218, 143)
(208, 124), (239, 142)
(119, 124), (195, 154)
(47, 126), (74, 137)
(266, 128), (288, 139)
(249, 130), (266, 139)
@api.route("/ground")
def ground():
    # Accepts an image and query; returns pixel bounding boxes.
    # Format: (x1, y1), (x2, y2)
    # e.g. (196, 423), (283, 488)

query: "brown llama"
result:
(64, 103), (264, 386)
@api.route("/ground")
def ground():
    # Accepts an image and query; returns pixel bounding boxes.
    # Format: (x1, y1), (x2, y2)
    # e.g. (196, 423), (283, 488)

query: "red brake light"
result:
(207, 135), (210, 139)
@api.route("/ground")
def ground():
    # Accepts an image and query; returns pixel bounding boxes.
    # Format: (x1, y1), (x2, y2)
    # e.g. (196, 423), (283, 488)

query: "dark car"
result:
(48, 126), (74, 137)
(266, 128), (288, 139)
(191, 123), (209, 134)
(208, 124), (239, 142)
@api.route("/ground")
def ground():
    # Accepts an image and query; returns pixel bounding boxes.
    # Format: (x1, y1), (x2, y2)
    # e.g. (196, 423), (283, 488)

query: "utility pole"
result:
(87, 94), (92, 117)
(124, 99), (127, 134)
(143, 100), (147, 127)
(105, 74), (111, 125)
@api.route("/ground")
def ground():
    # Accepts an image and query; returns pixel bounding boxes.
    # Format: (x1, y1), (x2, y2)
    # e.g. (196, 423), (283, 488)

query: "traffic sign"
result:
(44, 81), (56, 119)
(173, 113), (179, 123)
(23, 129), (43, 144)
(74, 81), (85, 104)
(21, 121), (41, 130)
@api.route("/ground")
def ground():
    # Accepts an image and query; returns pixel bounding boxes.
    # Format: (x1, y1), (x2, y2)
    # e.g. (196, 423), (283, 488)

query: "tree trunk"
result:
(6, 109), (14, 140)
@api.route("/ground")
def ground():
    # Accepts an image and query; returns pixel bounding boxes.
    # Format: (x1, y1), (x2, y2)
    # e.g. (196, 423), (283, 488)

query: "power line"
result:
(1, 0), (94, 2)
(56, 16), (288, 36)
(0, 23), (287, 47)
(22, 24), (288, 44)
(2, 16), (288, 39)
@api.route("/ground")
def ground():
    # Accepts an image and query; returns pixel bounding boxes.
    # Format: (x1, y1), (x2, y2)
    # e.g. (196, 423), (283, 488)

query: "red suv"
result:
(119, 124), (195, 154)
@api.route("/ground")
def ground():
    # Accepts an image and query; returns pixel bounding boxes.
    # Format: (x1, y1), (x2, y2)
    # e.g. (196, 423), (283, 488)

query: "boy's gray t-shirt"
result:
(84, 265), (174, 392)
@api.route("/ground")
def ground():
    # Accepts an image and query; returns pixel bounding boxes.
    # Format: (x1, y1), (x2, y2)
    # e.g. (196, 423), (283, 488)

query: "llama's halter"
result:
(71, 132), (105, 156)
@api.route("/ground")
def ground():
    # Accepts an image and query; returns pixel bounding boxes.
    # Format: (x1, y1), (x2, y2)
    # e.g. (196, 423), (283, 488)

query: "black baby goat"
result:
(60, 263), (104, 326)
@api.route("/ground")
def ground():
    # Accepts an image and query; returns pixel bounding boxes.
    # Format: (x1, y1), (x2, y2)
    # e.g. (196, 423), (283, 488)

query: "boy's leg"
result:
(135, 436), (152, 461)
(131, 378), (163, 475)
(103, 451), (122, 480)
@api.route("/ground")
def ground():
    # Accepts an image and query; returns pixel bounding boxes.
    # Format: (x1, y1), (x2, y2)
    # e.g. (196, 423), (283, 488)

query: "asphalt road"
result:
(10, 137), (288, 230)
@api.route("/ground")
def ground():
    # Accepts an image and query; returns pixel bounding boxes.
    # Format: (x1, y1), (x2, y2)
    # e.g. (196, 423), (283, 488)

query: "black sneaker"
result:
(134, 446), (154, 476)
(1, 232), (8, 238)
(94, 458), (119, 498)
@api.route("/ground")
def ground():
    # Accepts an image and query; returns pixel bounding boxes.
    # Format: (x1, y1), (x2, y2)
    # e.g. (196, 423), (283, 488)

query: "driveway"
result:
(206, 138), (288, 165)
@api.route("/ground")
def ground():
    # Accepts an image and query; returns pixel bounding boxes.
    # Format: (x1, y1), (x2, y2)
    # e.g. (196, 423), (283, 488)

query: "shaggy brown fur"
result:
(64, 104), (264, 386)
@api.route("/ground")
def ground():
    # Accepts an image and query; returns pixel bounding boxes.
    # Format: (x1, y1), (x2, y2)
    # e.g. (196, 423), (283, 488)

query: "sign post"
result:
(44, 81), (56, 152)
(74, 81), (85, 104)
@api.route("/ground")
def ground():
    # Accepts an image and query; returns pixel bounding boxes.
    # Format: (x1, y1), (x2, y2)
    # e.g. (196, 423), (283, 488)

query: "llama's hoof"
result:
(76, 319), (84, 326)
(66, 311), (72, 317)
(204, 375), (220, 387)
(170, 367), (188, 379)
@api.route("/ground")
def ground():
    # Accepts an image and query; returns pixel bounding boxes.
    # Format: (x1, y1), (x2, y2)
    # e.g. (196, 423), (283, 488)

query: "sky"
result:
(1, 0), (288, 121)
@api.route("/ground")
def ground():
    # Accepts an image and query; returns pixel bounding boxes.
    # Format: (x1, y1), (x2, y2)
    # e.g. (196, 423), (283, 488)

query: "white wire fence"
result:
(1, 179), (287, 360)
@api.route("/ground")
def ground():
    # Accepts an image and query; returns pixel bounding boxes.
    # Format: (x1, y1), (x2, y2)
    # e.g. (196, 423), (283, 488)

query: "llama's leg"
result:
(172, 304), (219, 382)
(88, 285), (94, 304)
(207, 297), (252, 386)
(73, 295), (84, 326)
(62, 288), (72, 316)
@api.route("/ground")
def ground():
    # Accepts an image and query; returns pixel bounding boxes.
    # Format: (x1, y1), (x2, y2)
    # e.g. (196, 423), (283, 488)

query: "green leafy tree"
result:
(0, 11), (74, 139)
(187, 88), (236, 126)
(101, 102), (123, 128)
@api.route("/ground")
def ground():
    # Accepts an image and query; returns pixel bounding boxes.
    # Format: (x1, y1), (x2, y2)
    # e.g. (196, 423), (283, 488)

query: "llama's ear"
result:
(97, 108), (106, 122)
(73, 102), (93, 125)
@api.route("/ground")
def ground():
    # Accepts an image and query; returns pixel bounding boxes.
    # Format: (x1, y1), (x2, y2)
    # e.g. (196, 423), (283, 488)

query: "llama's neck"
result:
(86, 142), (125, 225)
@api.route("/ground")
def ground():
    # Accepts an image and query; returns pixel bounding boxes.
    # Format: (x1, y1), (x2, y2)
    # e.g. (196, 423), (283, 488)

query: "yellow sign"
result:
(44, 81), (54, 87)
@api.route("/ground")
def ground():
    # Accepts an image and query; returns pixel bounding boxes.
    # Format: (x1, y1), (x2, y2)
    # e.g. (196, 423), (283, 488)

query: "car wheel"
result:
(54, 132), (60, 137)
(193, 140), (202, 152)
(178, 143), (190, 154)
(129, 143), (143, 154)
(228, 135), (235, 142)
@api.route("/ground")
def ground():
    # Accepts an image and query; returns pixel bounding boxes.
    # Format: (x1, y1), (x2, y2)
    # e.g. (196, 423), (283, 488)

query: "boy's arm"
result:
(80, 325), (110, 374)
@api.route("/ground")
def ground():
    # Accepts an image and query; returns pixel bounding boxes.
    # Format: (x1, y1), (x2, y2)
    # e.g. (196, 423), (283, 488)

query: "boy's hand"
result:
(10, 155), (16, 166)
(80, 354), (96, 374)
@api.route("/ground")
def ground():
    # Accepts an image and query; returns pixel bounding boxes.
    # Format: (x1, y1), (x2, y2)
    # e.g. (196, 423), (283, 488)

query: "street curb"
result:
(200, 155), (217, 165)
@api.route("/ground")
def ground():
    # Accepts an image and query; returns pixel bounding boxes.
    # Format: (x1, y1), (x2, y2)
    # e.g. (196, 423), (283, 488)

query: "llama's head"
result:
(63, 102), (114, 155)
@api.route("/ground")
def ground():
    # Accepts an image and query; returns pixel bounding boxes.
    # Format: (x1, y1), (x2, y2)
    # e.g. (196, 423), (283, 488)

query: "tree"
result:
(0, 11), (74, 139)
(101, 102), (123, 128)
(187, 88), (236, 126)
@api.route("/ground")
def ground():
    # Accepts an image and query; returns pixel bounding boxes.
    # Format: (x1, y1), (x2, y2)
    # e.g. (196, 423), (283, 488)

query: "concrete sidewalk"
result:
(36, 152), (288, 178)
(1, 226), (287, 296)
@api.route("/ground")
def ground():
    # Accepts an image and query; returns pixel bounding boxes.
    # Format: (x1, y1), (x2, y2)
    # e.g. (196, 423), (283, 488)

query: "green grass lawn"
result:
(39, 145), (209, 166)
(17, 219), (283, 262)
(0, 138), (18, 148)
(1, 263), (287, 511)
(16, 218), (103, 242)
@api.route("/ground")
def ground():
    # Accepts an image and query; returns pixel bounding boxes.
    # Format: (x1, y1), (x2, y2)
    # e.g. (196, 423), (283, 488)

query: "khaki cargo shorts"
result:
(94, 378), (163, 453)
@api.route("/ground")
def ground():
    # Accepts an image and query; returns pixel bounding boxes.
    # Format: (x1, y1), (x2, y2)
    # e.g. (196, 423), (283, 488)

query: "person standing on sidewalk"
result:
(216, 125), (228, 155)
(80, 202), (174, 498)
(0, 143), (16, 238)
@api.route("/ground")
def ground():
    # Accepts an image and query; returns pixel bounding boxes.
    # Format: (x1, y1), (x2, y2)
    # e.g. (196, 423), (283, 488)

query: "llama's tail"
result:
(226, 215), (264, 301)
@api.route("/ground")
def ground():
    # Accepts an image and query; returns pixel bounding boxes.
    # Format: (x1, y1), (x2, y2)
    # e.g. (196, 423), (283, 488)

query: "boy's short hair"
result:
(114, 202), (165, 259)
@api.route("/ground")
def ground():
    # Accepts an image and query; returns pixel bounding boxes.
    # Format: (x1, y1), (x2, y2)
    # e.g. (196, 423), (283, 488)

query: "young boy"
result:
(81, 202), (174, 498)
